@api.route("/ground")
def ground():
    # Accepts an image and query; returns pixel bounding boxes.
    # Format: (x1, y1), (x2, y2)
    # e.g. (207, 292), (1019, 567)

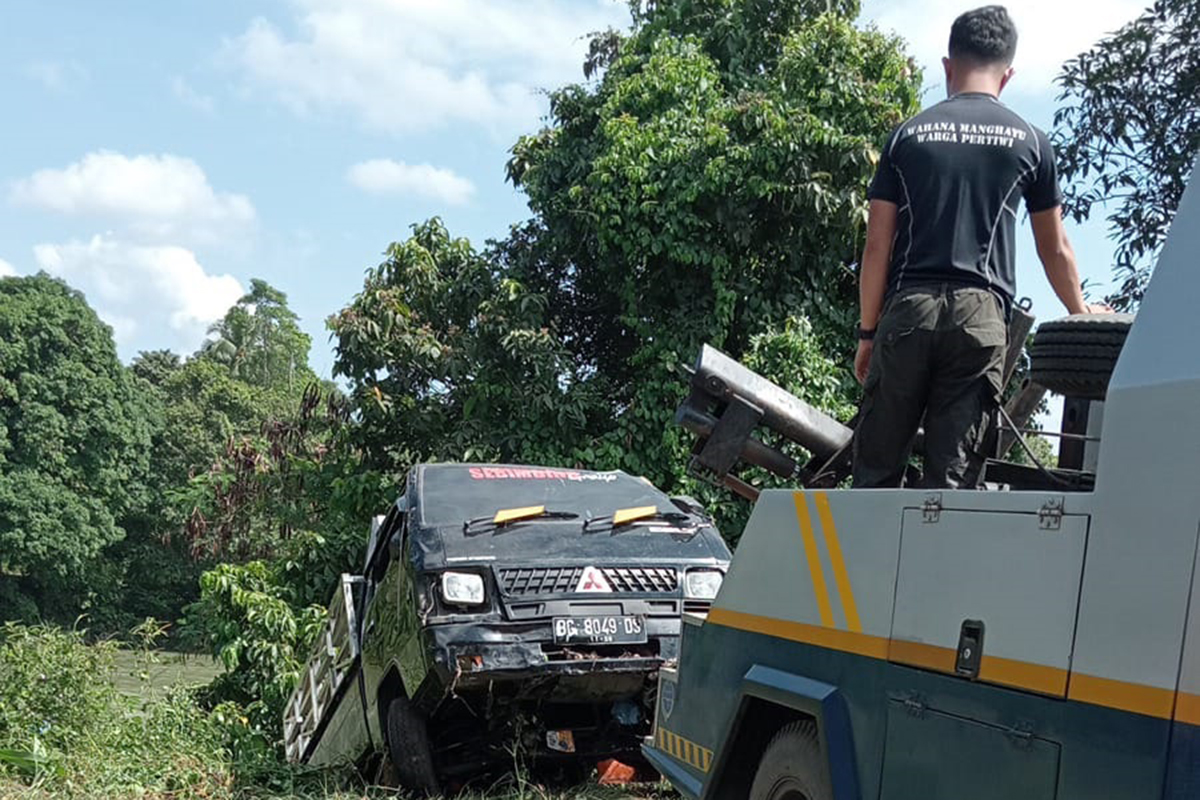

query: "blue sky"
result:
(0, 0), (1147, 383)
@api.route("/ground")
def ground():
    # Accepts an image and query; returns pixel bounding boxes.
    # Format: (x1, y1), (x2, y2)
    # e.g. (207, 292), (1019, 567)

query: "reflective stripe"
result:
(708, 607), (889, 659)
(654, 727), (713, 773)
(709, 607), (1184, 720)
(813, 492), (862, 633)
(889, 639), (1068, 697)
(1069, 672), (1176, 720)
(1176, 692), (1200, 726)
(794, 492), (835, 627)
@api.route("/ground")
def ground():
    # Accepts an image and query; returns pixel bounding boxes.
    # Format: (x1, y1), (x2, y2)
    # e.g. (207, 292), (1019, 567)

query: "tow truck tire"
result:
(748, 721), (832, 800)
(385, 695), (439, 795)
(1029, 313), (1134, 399)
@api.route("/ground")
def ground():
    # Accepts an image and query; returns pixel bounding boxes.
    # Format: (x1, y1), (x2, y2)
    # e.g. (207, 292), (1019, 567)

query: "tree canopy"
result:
(201, 279), (315, 391)
(503, 0), (918, 486)
(329, 1), (918, 535)
(0, 275), (155, 583)
(1053, 0), (1199, 309)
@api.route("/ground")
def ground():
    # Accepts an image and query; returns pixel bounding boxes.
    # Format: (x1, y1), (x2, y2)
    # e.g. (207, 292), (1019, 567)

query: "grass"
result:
(0, 781), (669, 800)
(1, 626), (677, 800)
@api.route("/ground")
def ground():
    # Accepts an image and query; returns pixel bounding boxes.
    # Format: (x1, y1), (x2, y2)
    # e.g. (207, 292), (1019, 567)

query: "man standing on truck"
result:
(852, 4), (1110, 488)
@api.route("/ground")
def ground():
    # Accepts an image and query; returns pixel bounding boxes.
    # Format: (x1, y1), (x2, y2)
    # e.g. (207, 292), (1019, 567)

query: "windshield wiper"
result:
(463, 507), (579, 535)
(583, 507), (694, 533)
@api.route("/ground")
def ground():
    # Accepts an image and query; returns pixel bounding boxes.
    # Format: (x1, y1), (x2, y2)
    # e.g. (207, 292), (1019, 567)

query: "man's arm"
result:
(856, 199), (898, 384)
(1029, 207), (1109, 315)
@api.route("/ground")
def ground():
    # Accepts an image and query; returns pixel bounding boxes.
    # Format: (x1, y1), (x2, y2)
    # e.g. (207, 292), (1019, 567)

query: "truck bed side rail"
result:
(283, 573), (365, 763)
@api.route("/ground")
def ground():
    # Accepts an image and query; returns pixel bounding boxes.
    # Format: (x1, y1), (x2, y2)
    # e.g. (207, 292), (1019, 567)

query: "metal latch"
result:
(922, 493), (942, 524)
(1038, 497), (1064, 530)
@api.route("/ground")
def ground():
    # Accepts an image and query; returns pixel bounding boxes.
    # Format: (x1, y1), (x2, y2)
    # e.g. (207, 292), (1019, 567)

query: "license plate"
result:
(553, 615), (646, 645)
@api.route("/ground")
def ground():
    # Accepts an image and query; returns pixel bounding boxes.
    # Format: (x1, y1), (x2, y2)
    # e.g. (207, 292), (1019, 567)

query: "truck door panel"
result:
(360, 520), (408, 745)
(889, 508), (1089, 697)
(880, 700), (1061, 800)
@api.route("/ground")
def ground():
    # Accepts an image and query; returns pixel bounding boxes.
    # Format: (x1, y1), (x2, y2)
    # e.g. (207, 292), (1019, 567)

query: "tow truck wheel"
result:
(748, 721), (832, 800)
(385, 695), (440, 795)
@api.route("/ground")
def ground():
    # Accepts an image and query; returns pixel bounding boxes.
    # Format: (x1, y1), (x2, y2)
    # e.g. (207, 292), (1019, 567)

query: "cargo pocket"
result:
(959, 291), (1007, 350)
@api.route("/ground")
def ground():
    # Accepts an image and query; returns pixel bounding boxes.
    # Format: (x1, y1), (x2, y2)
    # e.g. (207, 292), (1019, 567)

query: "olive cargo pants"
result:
(852, 284), (1006, 489)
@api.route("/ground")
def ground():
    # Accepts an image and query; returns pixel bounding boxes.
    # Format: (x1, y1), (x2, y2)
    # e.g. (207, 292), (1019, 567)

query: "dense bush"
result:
(183, 562), (326, 744)
(0, 623), (232, 798)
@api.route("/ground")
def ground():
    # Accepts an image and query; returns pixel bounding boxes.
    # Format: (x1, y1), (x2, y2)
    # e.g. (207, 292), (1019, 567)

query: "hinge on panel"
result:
(1005, 721), (1035, 750)
(1038, 497), (1064, 530)
(922, 493), (942, 524)
(901, 696), (926, 718)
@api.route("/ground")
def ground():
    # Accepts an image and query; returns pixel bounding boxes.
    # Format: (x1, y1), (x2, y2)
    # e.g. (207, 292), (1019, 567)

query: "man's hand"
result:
(855, 339), (874, 385)
(1083, 302), (1115, 314)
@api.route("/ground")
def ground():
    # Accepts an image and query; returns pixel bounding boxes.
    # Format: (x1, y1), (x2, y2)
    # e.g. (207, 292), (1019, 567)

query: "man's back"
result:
(869, 93), (1061, 305)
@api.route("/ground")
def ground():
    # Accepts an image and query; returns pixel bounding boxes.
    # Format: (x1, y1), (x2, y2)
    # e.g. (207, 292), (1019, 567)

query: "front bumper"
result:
(424, 615), (681, 695)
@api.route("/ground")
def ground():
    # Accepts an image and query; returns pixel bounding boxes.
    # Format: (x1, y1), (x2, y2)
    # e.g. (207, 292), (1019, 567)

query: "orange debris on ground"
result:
(596, 759), (638, 785)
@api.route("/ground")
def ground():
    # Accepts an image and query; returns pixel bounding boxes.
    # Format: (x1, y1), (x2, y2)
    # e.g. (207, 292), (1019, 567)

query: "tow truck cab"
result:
(643, 166), (1200, 800)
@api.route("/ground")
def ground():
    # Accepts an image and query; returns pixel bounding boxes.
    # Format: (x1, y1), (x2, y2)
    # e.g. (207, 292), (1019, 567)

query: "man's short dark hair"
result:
(949, 6), (1018, 67)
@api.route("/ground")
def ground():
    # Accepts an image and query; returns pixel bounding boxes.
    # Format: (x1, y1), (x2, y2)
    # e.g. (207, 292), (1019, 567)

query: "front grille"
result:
(500, 566), (583, 596)
(602, 567), (677, 593)
(498, 566), (679, 596)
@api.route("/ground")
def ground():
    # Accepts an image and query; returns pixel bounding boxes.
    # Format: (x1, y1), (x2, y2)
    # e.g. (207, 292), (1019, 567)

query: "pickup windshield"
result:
(418, 465), (680, 528)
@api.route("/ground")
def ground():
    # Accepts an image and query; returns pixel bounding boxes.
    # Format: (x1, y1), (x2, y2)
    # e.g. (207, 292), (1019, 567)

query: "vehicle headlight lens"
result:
(685, 569), (724, 600)
(441, 572), (486, 606)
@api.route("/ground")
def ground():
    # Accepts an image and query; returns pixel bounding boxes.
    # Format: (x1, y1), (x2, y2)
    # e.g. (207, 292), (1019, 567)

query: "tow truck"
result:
(642, 162), (1200, 799)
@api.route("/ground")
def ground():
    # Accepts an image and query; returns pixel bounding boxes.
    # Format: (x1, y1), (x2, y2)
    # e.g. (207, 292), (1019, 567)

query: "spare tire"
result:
(1029, 313), (1134, 399)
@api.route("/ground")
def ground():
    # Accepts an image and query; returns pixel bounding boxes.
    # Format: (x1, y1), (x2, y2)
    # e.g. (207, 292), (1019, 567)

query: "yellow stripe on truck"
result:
(889, 639), (1069, 697)
(708, 607), (889, 659)
(708, 607), (1190, 722)
(813, 492), (862, 633)
(655, 727), (713, 773)
(793, 492), (835, 627)
(1175, 691), (1200, 726)
(1069, 672), (1176, 720)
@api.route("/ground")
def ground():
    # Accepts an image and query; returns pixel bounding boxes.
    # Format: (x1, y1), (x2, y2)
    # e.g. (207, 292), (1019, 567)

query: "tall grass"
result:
(0, 622), (670, 800)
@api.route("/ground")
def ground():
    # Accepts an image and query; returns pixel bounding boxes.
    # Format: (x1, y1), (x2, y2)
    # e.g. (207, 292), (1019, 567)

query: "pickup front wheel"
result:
(386, 695), (439, 795)
(748, 721), (832, 800)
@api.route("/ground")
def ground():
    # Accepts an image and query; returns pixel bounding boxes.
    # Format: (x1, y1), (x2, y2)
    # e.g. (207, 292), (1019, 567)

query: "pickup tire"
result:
(386, 695), (439, 795)
(1029, 314), (1134, 400)
(748, 721), (832, 800)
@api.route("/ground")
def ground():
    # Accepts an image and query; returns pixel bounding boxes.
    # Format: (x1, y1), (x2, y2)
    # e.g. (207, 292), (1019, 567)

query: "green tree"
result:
(323, 1), (918, 540)
(1053, 0), (1199, 309)
(329, 218), (600, 475)
(201, 279), (314, 391)
(502, 0), (918, 486)
(0, 275), (154, 609)
(90, 282), (321, 633)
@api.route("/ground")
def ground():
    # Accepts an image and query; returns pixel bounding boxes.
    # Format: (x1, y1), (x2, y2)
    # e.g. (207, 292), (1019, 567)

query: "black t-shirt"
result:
(868, 92), (1062, 306)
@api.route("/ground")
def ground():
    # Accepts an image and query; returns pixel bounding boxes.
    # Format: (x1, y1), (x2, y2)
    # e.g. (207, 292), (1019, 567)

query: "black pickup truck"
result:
(283, 463), (731, 791)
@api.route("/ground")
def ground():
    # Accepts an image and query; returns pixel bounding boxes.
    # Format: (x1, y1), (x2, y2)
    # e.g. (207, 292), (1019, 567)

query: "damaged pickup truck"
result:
(283, 463), (731, 791)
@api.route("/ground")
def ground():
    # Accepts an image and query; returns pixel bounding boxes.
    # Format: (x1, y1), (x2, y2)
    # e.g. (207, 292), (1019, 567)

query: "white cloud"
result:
(32, 235), (243, 351)
(224, 0), (629, 136)
(0, 258), (16, 278)
(10, 151), (255, 245)
(171, 76), (216, 113)
(347, 159), (475, 205)
(863, 0), (1148, 96)
(24, 60), (88, 91)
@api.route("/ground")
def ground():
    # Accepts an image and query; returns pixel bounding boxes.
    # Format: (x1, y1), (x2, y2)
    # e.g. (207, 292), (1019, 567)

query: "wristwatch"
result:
(857, 327), (877, 341)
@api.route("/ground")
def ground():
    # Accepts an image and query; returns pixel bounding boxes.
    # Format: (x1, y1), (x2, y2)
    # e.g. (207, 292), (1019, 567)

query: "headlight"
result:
(685, 569), (724, 600)
(441, 572), (486, 606)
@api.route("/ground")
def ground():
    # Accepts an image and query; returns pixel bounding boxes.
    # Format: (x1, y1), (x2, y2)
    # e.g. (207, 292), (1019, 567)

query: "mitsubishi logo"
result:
(576, 566), (612, 593)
